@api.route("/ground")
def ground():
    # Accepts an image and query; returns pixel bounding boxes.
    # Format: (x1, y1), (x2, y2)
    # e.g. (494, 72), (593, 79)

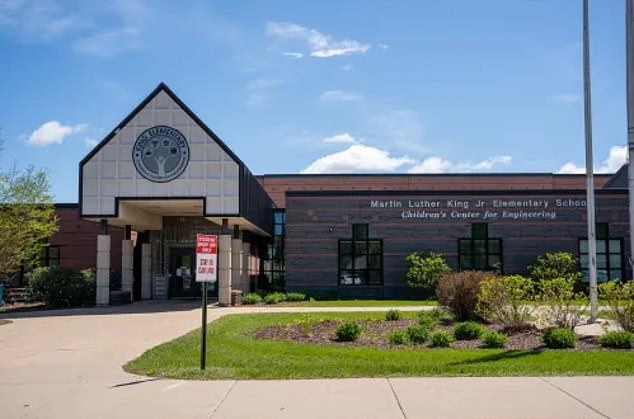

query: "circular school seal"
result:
(132, 125), (189, 183)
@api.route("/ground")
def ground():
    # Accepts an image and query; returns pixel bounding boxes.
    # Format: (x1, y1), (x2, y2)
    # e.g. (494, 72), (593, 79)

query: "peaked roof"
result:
(79, 82), (244, 168)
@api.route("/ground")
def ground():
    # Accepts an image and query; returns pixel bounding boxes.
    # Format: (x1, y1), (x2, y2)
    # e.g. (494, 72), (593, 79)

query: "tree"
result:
(0, 141), (58, 274)
(404, 251), (451, 292)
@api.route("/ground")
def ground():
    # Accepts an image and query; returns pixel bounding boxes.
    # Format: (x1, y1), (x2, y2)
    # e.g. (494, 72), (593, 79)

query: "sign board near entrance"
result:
(195, 234), (217, 283)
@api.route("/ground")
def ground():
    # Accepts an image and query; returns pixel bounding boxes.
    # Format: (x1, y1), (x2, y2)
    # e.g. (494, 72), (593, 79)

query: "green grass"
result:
(125, 311), (634, 380)
(280, 299), (437, 307)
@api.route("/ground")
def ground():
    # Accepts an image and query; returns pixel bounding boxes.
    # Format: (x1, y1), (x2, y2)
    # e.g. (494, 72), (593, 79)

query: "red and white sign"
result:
(195, 234), (218, 283)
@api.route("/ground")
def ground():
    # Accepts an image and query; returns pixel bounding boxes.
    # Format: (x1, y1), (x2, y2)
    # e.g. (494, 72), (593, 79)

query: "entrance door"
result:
(169, 248), (200, 298)
(169, 248), (218, 299)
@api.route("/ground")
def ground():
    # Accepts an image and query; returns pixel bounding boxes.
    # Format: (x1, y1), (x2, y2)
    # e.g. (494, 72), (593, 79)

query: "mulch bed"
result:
(254, 319), (606, 351)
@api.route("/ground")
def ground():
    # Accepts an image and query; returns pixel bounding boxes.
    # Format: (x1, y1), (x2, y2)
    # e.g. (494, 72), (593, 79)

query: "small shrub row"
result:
(482, 331), (507, 348)
(453, 321), (483, 340)
(599, 331), (634, 349)
(29, 266), (95, 307)
(335, 321), (362, 342)
(241, 292), (306, 305)
(385, 309), (402, 321)
(542, 327), (577, 349)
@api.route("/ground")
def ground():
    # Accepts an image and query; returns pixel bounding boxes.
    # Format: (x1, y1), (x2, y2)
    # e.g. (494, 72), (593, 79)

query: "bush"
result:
(429, 330), (454, 347)
(437, 271), (491, 321)
(405, 251), (451, 293)
(453, 321), (483, 340)
(542, 327), (577, 349)
(241, 293), (263, 305)
(29, 266), (95, 307)
(599, 331), (634, 349)
(418, 311), (439, 329)
(263, 292), (287, 305)
(406, 324), (430, 344)
(335, 321), (362, 342)
(528, 252), (581, 283)
(481, 331), (507, 348)
(385, 309), (402, 321)
(537, 276), (586, 330)
(476, 275), (535, 330)
(388, 330), (409, 345)
(285, 292), (306, 302)
(599, 281), (634, 332)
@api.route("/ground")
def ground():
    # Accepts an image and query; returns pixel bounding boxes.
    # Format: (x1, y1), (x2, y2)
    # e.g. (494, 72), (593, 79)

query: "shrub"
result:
(481, 331), (507, 348)
(528, 252), (581, 283)
(406, 324), (430, 344)
(418, 311), (439, 329)
(437, 271), (491, 321)
(429, 330), (454, 347)
(599, 281), (634, 332)
(476, 275), (535, 330)
(453, 321), (483, 340)
(405, 251), (451, 293)
(388, 330), (409, 345)
(263, 292), (287, 305)
(285, 292), (306, 302)
(335, 321), (362, 342)
(599, 331), (634, 349)
(537, 276), (586, 330)
(385, 309), (402, 321)
(29, 266), (95, 307)
(241, 293), (263, 305)
(542, 327), (577, 349)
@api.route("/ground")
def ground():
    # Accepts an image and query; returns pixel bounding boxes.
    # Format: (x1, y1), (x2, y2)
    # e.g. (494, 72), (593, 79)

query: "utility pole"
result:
(583, 0), (598, 320)
(626, 0), (634, 280)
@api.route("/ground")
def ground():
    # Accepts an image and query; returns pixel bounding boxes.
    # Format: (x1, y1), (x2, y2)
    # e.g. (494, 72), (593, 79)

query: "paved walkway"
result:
(0, 302), (632, 419)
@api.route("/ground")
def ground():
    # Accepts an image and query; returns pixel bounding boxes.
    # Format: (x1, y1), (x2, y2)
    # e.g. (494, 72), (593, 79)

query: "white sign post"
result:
(196, 234), (217, 370)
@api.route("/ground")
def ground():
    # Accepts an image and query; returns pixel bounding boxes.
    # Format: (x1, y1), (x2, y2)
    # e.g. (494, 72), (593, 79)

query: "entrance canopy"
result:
(79, 83), (274, 236)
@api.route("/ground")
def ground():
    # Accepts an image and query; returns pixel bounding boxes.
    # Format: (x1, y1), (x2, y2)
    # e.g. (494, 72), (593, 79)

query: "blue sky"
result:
(0, 0), (629, 202)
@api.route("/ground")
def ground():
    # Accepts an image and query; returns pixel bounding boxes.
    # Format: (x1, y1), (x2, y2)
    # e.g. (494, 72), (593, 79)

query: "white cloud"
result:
(73, 27), (141, 57)
(556, 145), (627, 174)
(323, 133), (359, 144)
(302, 144), (413, 174)
(319, 90), (363, 102)
(0, 1), (85, 41)
(266, 21), (370, 58)
(281, 51), (303, 59)
(27, 121), (88, 146)
(549, 93), (581, 104)
(85, 137), (99, 148)
(377, 43), (390, 50)
(408, 155), (513, 173)
(245, 78), (283, 107)
(340, 65), (353, 71)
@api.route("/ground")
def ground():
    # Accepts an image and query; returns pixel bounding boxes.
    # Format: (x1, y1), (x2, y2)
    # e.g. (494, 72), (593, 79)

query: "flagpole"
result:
(626, 0), (634, 281)
(583, 0), (598, 320)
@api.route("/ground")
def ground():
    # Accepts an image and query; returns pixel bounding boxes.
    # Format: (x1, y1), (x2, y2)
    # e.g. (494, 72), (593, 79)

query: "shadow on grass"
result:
(449, 349), (545, 366)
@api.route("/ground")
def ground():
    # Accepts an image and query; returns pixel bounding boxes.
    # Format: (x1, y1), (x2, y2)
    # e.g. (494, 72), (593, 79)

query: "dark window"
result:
(458, 224), (502, 272)
(339, 224), (382, 285)
(580, 223), (623, 282)
(41, 246), (60, 267)
(262, 209), (286, 289)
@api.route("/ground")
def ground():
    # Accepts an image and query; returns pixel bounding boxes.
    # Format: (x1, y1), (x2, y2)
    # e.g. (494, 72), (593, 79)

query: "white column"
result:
(231, 237), (242, 297)
(121, 240), (134, 297)
(240, 242), (251, 293)
(218, 234), (232, 306)
(141, 243), (152, 300)
(96, 234), (111, 306)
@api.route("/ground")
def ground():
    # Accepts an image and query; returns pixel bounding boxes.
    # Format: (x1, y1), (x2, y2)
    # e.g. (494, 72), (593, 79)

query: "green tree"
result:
(405, 251), (451, 292)
(528, 251), (581, 283)
(0, 141), (58, 274)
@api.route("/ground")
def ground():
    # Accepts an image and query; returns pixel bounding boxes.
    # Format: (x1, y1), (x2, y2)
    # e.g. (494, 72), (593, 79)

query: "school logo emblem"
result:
(132, 125), (189, 183)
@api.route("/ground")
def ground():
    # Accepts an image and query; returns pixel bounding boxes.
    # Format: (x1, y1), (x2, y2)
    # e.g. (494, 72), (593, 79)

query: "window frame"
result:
(457, 224), (503, 273)
(338, 224), (383, 286)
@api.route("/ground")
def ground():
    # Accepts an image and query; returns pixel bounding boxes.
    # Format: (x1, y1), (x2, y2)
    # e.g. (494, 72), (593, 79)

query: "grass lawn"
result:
(125, 311), (634, 380)
(279, 299), (437, 307)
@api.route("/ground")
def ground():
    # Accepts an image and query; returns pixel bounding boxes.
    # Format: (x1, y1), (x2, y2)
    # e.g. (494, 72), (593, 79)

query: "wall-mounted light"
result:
(328, 227), (334, 233)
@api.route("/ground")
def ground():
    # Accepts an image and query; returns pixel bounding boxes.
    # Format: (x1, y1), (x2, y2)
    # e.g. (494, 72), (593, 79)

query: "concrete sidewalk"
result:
(0, 302), (632, 418)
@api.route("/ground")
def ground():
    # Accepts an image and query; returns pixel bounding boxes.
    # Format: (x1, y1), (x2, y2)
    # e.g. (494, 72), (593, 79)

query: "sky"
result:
(0, 0), (630, 202)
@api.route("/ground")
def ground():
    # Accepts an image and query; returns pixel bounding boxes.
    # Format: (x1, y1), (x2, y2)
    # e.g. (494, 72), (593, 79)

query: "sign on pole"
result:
(196, 233), (217, 370)
(196, 234), (218, 283)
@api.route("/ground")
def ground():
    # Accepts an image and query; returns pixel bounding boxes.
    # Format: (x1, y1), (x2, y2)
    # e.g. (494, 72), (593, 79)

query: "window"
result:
(458, 223), (502, 272)
(262, 209), (286, 289)
(580, 223), (623, 282)
(41, 246), (60, 267)
(339, 224), (383, 286)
